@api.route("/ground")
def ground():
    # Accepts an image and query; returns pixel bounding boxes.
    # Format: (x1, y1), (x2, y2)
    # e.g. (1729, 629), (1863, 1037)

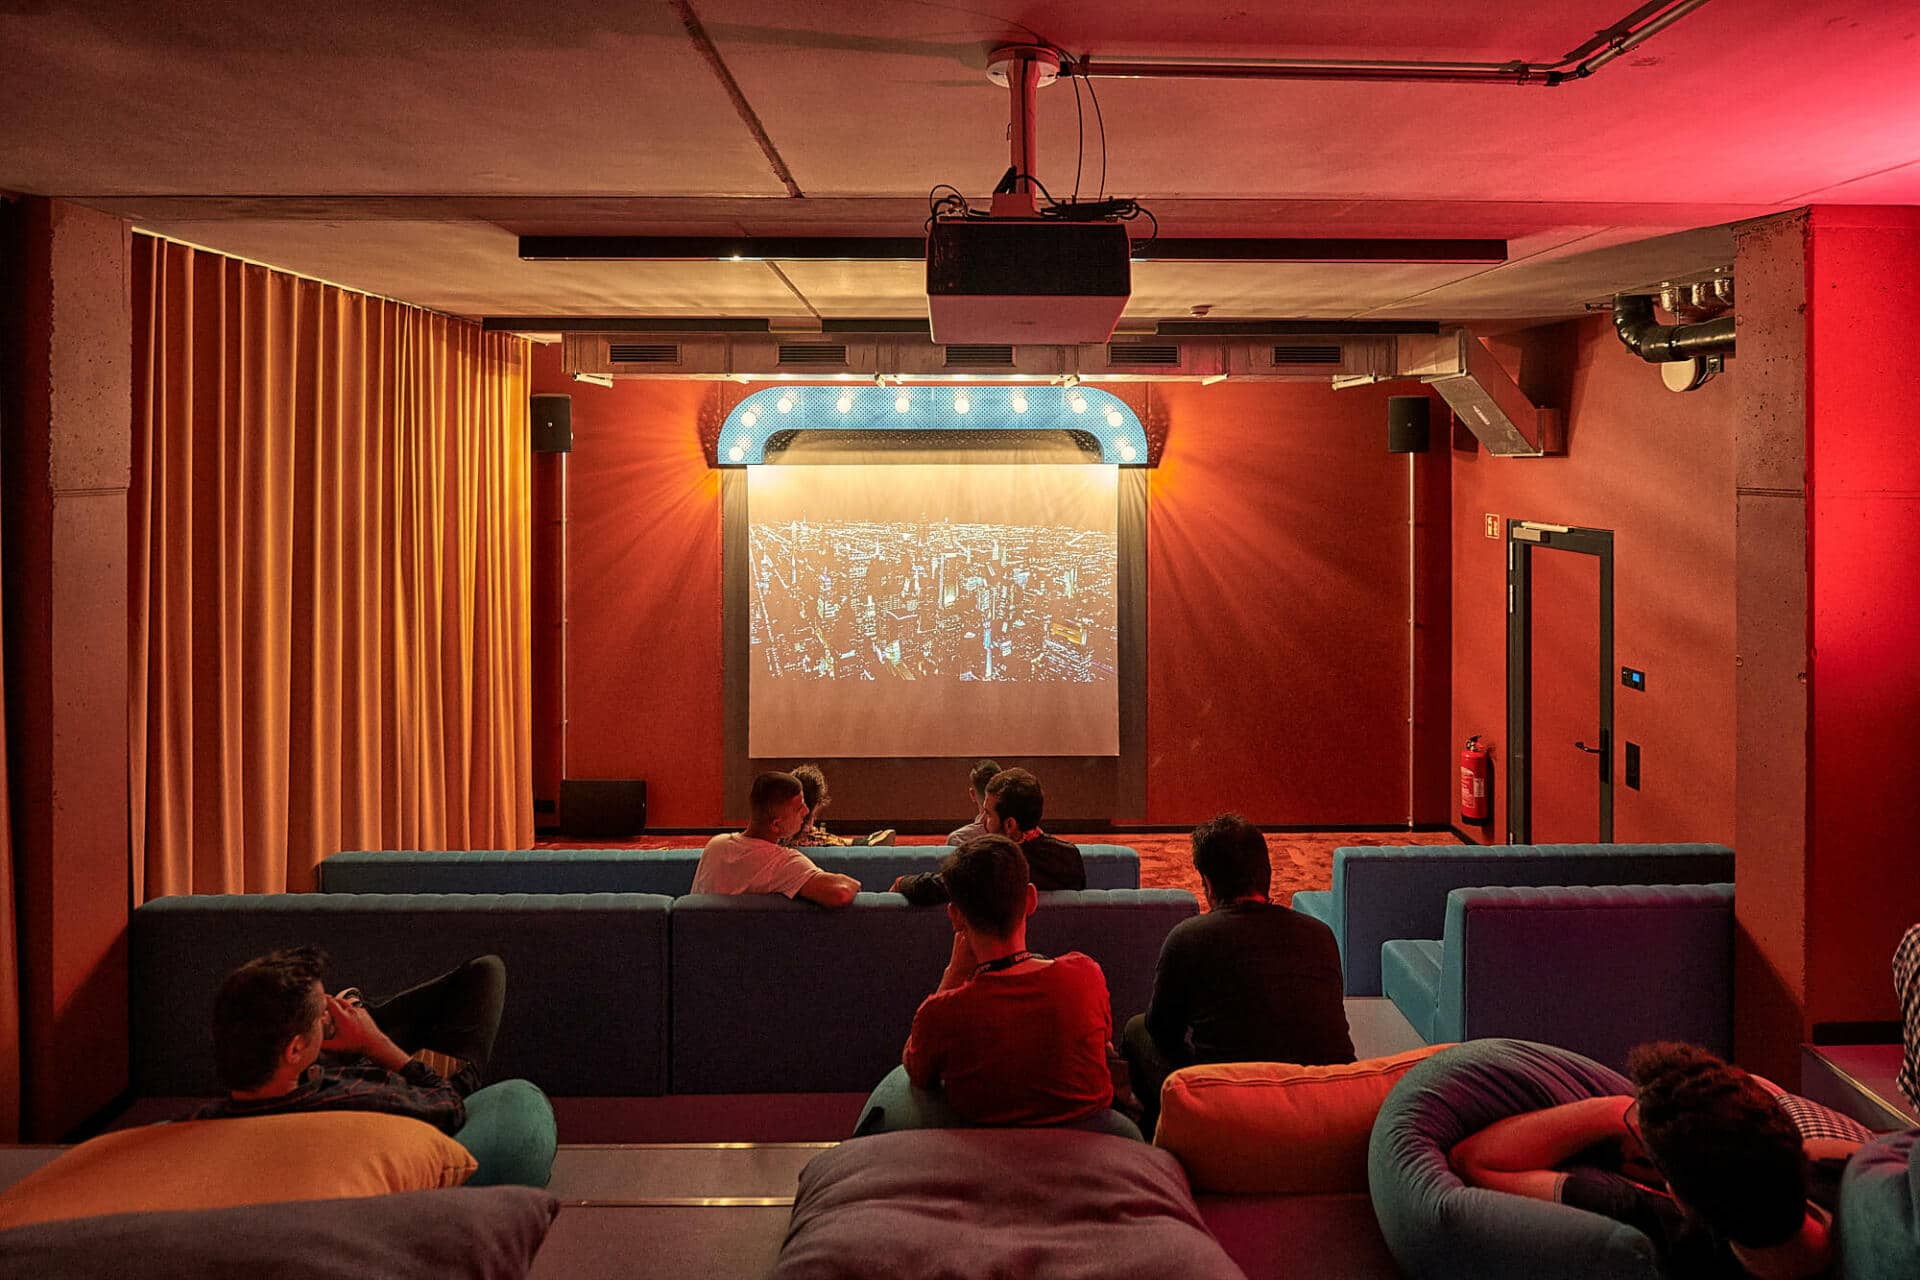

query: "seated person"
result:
(196, 947), (506, 1135)
(783, 762), (895, 848)
(693, 770), (861, 907)
(1898, 922), (1919, 1112)
(1122, 813), (1354, 1133)
(901, 835), (1114, 1125)
(945, 758), (1003, 846)
(1450, 1041), (1864, 1279)
(890, 768), (1084, 903)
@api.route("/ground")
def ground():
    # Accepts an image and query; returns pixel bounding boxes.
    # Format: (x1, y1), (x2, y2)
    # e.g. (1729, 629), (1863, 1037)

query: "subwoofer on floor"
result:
(560, 778), (647, 838)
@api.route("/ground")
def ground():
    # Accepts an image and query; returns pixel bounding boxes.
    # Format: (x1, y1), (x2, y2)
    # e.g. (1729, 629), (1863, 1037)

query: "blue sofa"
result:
(1379, 883), (1734, 1069)
(670, 889), (1197, 1093)
(317, 844), (1142, 895)
(130, 886), (1193, 1099)
(1290, 842), (1735, 995)
(132, 892), (673, 1097)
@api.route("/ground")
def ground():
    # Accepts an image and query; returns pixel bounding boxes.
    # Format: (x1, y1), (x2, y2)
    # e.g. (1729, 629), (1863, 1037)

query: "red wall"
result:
(1804, 207), (1920, 1026)
(1450, 319), (1738, 845)
(532, 349), (1444, 827)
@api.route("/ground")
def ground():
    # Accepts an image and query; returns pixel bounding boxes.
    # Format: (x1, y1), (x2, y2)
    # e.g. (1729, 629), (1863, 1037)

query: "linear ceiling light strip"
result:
(517, 236), (1505, 263)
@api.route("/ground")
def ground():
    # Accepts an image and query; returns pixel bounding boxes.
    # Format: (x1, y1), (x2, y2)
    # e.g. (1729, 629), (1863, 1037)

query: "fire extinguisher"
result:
(1460, 735), (1491, 822)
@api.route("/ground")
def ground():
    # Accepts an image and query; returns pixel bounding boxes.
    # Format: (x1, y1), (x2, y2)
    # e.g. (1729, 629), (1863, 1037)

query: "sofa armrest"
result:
(1434, 883), (1734, 1070)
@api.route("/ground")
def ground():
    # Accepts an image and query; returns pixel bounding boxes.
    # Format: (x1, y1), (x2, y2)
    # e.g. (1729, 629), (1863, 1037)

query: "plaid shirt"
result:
(195, 1058), (465, 1134)
(1898, 923), (1920, 1112)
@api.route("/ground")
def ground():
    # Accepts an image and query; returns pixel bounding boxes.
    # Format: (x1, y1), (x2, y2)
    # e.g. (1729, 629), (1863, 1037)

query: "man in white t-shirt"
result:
(691, 771), (861, 907)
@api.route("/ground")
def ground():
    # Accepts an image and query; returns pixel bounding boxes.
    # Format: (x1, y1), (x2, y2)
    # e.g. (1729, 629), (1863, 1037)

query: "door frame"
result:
(1506, 520), (1615, 844)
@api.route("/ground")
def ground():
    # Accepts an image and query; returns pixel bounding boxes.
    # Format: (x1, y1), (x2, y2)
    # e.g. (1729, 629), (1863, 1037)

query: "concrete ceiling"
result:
(5, 0), (1917, 323)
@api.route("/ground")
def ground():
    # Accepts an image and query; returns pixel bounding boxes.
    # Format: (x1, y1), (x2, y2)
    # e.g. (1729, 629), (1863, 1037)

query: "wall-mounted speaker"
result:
(560, 778), (647, 837)
(531, 393), (573, 453)
(1388, 395), (1430, 454)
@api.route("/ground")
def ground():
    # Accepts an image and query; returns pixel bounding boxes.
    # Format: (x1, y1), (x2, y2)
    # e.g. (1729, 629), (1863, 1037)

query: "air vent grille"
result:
(776, 343), (849, 366)
(1271, 345), (1343, 365)
(1106, 342), (1181, 366)
(607, 343), (681, 364)
(943, 344), (1016, 367)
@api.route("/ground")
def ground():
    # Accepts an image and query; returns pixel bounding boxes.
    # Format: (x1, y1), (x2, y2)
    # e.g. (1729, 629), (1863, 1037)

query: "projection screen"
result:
(747, 463), (1119, 758)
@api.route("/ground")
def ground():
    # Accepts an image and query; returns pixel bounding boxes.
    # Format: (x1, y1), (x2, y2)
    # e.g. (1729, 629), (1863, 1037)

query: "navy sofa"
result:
(1290, 842), (1735, 995)
(130, 886), (1194, 1099)
(1380, 883), (1734, 1069)
(670, 888), (1197, 1093)
(318, 844), (1142, 895)
(132, 892), (673, 1097)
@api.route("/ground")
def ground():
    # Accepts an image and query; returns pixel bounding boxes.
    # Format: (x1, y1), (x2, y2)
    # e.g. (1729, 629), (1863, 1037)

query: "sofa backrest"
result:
(1436, 882), (1734, 1069)
(1328, 842), (1735, 995)
(318, 844), (1141, 895)
(130, 892), (672, 1097)
(669, 888), (1197, 1094)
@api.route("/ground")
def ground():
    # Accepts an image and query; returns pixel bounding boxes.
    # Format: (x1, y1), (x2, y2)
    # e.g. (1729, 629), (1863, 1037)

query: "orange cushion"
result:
(1153, 1044), (1452, 1194)
(0, 1112), (476, 1230)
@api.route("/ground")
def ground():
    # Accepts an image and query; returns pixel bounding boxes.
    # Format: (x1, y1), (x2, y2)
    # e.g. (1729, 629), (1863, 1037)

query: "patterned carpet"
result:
(534, 829), (1464, 906)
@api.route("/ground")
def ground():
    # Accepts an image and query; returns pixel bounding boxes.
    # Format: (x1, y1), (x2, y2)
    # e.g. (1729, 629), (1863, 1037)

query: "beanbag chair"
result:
(0, 1186), (558, 1279)
(456, 1078), (558, 1187)
(1367, 1038), (1663, 1280)
(1837, 1128), (1920, 1280)
(1154, 1044), (1450, 1193)
(853, 1064), (1143, 1141)
(0, 1111), (475, 1230)
(775, 1127), (1244, 1280)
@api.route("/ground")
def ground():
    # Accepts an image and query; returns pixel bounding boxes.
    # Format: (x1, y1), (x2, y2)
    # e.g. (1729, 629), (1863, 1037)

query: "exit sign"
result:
(1484, 514), (1502, 539)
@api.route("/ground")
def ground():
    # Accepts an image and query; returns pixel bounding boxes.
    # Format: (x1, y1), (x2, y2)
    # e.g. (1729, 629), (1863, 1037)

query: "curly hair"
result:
(791, 763), (830, 818)
(1627, 1042), (1807, 1248)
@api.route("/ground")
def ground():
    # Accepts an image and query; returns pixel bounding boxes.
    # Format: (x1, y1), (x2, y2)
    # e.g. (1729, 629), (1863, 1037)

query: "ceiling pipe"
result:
(1069, 0), (1712, 88)
(1612, 294), (1735, 362)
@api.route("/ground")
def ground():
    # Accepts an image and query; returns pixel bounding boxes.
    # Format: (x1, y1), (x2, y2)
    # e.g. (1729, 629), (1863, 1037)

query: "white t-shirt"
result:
(691, 832), (824, 898)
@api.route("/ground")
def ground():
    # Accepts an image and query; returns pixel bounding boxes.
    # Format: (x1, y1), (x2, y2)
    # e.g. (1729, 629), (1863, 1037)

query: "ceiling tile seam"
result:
(670, 0), (803, 199)
(760, 262), (822, 320)
(1346, 227), (1617, 318)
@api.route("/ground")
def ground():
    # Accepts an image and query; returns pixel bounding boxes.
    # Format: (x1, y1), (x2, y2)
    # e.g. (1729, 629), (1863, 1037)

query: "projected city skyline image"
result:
(749, 517), (1117, 684)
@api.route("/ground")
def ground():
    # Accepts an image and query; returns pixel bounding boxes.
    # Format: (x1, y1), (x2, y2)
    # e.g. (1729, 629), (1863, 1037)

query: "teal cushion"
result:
(1838, 1128), (1920, 1280)
(453, 1079), (557, 1188)
(853, 1065), (1143, 1142)
(1381, 939), (1444, 1043)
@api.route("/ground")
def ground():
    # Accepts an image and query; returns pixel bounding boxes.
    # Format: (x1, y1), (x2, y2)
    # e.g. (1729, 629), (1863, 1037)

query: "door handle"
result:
(1574, 741), (1603, 754)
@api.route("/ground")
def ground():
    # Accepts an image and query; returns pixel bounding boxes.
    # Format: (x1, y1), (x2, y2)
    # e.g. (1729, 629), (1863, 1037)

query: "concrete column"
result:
(2, 198), (132, 1138)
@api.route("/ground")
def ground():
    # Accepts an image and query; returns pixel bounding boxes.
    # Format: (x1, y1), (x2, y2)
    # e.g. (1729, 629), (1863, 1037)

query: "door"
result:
(1507, 522), (1614, 843)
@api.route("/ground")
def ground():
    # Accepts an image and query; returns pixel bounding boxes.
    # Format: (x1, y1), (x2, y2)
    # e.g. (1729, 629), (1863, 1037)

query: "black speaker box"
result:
(1388, 395), (1431, 454)
(531, 394), (573, 453)
(560, 778), (647, 837)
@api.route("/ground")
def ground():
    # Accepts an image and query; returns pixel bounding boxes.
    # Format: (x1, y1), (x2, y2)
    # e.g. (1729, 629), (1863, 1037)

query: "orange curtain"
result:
(130, 236), (532, 897)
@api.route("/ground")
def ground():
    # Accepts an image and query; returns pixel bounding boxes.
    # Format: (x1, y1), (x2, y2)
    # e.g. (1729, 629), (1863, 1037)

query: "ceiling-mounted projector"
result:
(926, 217), (1132, 344)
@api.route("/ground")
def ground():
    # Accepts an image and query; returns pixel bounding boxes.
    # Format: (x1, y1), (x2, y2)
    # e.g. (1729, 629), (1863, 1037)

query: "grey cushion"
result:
(1367, 1038), (1660, 1280)
(0, 1186), (558, 1279)
(1380, 938), (1444, 1042)
(775, 1128), (1245, 1280)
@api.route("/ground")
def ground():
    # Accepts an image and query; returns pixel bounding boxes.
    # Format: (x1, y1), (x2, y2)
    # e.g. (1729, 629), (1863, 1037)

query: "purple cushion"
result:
(775, 1128), (1246, 1280)
(0, 1186), (558, 1279)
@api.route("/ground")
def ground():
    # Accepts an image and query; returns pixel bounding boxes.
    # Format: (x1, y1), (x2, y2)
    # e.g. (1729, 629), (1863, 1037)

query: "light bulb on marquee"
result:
(953, 393), (970, 414)
(1011, 391), (1029, 413)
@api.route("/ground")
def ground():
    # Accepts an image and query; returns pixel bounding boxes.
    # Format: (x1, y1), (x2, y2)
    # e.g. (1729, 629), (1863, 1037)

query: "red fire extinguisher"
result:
(1460, 736), (1491, 821)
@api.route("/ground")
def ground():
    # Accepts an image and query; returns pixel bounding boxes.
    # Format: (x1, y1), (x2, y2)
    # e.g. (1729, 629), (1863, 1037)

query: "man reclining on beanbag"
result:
(1450, 1041), (1864, 1279)
(196, 947), (505, 1135)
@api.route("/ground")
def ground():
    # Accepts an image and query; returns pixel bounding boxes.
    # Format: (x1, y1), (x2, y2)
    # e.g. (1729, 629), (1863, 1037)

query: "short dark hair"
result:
(941, 835), (1031, 937)
(984, 768), (1043, 831)
(1627, 1042), (1808, 1247)
(1191, 813), (1271, 900)
(213, 946), (329, 1092)
(749, 771), (804, 823)
(969, 759), (1003, 795)
(792, 763), (829, 817)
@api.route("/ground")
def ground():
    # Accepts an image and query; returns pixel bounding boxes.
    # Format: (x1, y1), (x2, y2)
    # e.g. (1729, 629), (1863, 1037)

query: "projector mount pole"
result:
(985, 45), (1061, 218)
